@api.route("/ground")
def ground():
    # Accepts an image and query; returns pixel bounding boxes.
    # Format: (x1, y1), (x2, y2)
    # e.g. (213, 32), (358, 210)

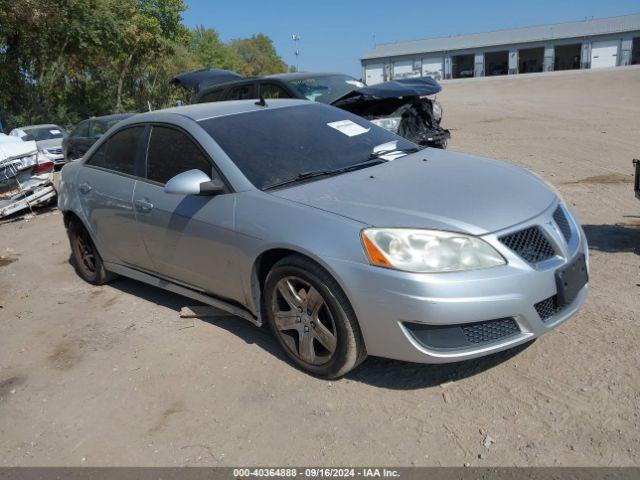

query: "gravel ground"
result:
(0, 66), (639, 467)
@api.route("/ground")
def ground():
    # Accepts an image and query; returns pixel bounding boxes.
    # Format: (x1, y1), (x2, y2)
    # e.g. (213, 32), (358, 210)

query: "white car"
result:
(10, 124), (67, 166)
(0, 134), (56, 218)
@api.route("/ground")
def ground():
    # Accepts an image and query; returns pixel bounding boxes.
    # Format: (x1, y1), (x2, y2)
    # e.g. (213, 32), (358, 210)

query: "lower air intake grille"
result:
(535, 295), (559, 322)
(500, 226), (555, 263)
(461, 318), (520, 344)
(553, 206), (572, 242)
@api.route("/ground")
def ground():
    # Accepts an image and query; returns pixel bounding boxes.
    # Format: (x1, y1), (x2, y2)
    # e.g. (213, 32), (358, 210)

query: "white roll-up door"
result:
(591, 40), (619, 68)
(422, 57), (443, 81)
(365, 64), (384, 85)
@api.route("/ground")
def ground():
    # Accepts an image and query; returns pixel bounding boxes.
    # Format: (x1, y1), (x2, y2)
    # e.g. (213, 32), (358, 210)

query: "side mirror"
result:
(164, 169), (225, 196)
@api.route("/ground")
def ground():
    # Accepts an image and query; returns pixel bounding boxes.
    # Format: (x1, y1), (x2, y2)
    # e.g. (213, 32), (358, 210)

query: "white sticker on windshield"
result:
(373, 141), (405, 161)
(346, 80), (365, 88)
(327, 120), (370, 137)
(50, 129), (61, 135)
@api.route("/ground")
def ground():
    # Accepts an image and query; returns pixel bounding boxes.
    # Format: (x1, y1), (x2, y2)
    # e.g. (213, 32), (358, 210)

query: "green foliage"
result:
(230, 34), (289, 77)
(0, 1), (289, 131)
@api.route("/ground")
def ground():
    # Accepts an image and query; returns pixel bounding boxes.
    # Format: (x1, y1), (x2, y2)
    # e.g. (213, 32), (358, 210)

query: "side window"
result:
(198, 88), (225, 103)
(89, 120), (107, 138)
(225, 84), (256, 100)
(146, 126), (214, 185)
(260, 83), (290, 99)
(86, 126), (143, 176)
(73, 121), (89, 138)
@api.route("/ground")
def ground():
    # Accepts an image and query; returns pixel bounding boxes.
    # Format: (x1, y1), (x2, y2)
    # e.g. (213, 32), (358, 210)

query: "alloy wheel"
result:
(72, 227), (96, 276)
(271, 276), (337, 365)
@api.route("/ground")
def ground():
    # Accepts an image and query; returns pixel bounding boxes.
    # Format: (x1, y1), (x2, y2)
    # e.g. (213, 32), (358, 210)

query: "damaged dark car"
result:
(171, 69), (451, 149)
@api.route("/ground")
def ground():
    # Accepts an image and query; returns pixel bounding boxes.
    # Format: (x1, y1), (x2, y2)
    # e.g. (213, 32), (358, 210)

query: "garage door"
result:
(591, 40), (618, 68)
(365, 64), (384, 85)
(422, 57), (443, 81)
(392, 60), (416, 80)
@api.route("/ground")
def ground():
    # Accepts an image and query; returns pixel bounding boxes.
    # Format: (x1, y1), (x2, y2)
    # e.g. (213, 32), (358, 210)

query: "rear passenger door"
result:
(133, 125), (243, 303)
(76, 126), (153, 269)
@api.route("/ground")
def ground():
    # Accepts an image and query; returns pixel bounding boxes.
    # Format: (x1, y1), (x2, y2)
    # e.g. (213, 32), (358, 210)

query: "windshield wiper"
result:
(264, 159), (385, 190)
(369, 146), (423, 160)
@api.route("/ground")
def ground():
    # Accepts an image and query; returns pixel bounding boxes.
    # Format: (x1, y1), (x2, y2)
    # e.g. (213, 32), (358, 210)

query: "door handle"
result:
(134, 198), (154, 212)
(79, 182), (92, 194)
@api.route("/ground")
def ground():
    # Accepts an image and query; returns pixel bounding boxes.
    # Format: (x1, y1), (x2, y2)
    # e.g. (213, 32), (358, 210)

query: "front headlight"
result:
(361, 228), (506, 273)
(39, 149), (55, 160)
(432, 100), (442, 122)
(370, 116), (401, 133)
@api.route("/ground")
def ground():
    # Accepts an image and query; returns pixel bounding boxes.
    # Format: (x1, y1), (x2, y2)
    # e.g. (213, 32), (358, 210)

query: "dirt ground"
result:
(1, 66), (639, 467)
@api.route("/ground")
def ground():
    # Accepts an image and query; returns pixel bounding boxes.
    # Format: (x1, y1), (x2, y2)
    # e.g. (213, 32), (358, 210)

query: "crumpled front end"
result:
(331, 77), (451, 148)
(0, 147), (56, 218)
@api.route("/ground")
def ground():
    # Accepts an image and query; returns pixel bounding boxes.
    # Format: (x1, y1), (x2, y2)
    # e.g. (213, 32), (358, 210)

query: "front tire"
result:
(263, 255), (366, 378)
(67, 218), (116, 285)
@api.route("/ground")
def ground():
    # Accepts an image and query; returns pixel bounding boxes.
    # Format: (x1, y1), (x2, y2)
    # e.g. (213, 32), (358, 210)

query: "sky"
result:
(183, 0), (640, 77)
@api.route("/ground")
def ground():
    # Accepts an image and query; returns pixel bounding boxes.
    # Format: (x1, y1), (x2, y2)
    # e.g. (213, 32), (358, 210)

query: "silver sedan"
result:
(58, 99), (589, 378)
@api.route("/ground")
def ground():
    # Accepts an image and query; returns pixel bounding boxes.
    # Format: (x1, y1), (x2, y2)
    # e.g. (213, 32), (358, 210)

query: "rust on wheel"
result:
(71, 226), (97, 278)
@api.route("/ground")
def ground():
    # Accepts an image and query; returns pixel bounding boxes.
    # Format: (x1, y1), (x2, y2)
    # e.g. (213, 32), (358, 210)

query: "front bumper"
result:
(327, 201), (589, 364)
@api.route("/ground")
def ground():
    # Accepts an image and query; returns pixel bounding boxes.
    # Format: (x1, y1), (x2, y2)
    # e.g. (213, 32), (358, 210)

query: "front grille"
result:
(500, 226), (556, 263)
(46, 147), (63, 155)
(534, 295), (558, 322)
(553, 206), (572, 242)
(461, 318), (520, 344)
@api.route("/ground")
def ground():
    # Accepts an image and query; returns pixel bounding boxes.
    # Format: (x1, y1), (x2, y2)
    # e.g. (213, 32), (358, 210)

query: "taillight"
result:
(32, 161), (54, 174)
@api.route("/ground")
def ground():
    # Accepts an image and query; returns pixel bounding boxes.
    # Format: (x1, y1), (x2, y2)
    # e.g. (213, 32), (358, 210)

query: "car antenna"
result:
(255, 94), (267, 107)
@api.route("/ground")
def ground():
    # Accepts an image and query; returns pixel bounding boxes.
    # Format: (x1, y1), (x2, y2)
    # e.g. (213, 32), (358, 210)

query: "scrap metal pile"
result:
(0, 135), (56, 219)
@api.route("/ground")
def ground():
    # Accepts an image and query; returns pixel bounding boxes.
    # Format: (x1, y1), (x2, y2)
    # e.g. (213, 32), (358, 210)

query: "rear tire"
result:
(67, 218), (116, 285)
(263, 255), (366, 378)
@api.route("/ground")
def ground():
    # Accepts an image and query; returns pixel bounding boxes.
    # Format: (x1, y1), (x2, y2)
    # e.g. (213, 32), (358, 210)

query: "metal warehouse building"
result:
(361, 13), (640, 84)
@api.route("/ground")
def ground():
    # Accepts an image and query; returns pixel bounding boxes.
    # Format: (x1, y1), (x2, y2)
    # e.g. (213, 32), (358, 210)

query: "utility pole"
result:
(292, 34), (301, 71)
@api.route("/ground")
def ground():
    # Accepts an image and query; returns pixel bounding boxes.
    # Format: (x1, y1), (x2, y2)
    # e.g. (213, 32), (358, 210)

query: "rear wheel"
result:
(67, 218), (115, 285)
(264, 255), (366, 378)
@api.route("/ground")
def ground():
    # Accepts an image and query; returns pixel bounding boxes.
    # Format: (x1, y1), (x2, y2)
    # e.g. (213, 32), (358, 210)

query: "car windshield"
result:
(199, 103), (417, 190)
(285, 75), (365, 104)
(24, 126), (66, 141)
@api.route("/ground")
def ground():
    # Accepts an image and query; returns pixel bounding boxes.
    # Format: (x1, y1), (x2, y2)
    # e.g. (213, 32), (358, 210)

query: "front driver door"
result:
(133, 125), (243, 304)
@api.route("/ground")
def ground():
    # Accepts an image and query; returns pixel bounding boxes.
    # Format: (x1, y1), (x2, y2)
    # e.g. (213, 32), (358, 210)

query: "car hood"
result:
(271, 149), (556, 235)
(0, 138), (37, 161)
(170, 68), (242, 93)
(36, 138), (63, 150)
(331, 77), (442, 109)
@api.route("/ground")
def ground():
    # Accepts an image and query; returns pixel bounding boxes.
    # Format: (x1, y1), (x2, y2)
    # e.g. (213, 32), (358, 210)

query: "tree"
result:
(188, 26), (238, 70)
(229, 34), (288, 77)
(0, 1), (290, 130)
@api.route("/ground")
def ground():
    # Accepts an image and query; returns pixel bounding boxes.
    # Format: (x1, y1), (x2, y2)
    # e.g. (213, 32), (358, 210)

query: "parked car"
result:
(58, 99), (588, 378)
(172, 69), (451, 149)
(62, 113), (134, 162)
(0, 134), (56, 218)
(9, 123), (67, 166)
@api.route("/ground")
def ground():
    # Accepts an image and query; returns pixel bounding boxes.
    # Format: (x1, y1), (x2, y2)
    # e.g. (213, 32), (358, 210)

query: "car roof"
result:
(17, 124), (63, 130)
(122, 99), (311, 124)
(265, 72), (355, 81)
(197, 72), (356, 94)
(85, 113), (135, 123)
